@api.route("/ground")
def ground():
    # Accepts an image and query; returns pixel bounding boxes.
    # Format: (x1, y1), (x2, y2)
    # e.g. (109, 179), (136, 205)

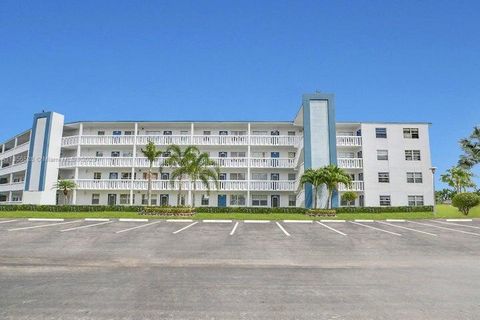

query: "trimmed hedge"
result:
(0, 204), (434, 214)
(139, 206), (195, 216)
(336, 206), (434, 213)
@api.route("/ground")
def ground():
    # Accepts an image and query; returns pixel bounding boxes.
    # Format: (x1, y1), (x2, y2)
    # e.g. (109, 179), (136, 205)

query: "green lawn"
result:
(0, 204), (478, 220)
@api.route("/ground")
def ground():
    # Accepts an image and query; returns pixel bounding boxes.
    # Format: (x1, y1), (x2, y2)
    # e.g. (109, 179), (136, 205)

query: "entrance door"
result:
(271, 152), (279, 167)
(218, 195), (227, 207)
(107, 194), (117, 206)
(160, 194), (169, 206)
(271, 195), (280, 208)
(359, 195), (365, 207)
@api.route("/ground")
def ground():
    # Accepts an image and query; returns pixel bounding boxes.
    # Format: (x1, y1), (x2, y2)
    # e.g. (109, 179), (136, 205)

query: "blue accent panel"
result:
(326, 96), (339, 208)
(302, 97), (313, 208)
(24, 112), (54, 192)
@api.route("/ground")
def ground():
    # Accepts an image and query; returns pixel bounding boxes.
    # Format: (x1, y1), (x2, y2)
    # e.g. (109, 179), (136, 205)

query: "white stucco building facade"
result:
(0, 93), (434, 208)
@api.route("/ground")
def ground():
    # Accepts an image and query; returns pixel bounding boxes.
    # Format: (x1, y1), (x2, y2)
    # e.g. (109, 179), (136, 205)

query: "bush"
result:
(452, 193), (480, 215)
(336, 206), (434, 213)
(341, 192), (357, 206)
(139, 206), (195, 216)
(195, 207), (308, 214)
(0, 204), (191, 213)
(306, 209), (336, 217)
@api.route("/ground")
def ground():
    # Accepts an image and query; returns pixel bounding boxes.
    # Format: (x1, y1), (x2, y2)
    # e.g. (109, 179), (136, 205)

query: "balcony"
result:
(338, 181), (364, 192)
(0, 181), (25, 192)
(74, 179), (296, 191)
(337, 158), (363, 169)
(61, 135), (303, 147)
(336, 136), (362, 147)
(59, 157), (296, 169)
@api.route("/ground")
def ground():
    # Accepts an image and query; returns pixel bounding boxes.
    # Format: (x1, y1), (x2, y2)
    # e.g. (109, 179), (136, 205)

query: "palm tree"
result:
(54, 180), (77, 205)
(165, 145), (199, 206)
(141, 141), (163, 206)
(440, 166), (476, 193)
(459, 126), (480, 169)
(184, 149), (219, 207)
(319, 165), (352, 209)
(300, 169), (325, 209)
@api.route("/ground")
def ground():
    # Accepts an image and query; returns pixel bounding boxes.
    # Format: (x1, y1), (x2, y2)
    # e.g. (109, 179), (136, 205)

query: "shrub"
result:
(306, 209), (336, 217)
(341, 192), (357, 206)
(336, 206), (434, 213)
(195, 207), (308, 214)
(452, 192), (480, 215)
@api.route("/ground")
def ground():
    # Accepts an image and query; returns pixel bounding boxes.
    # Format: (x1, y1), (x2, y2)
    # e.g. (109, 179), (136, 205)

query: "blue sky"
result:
(1, 0), (479, 187)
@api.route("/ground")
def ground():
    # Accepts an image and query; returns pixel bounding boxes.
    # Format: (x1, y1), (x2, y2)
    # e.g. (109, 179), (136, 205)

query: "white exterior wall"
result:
(360, 123), (434, 206)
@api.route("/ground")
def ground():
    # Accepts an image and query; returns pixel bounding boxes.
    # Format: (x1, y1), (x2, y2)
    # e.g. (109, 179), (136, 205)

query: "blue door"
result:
(218, 195), (227, 207)
(271, 152), (279, 167)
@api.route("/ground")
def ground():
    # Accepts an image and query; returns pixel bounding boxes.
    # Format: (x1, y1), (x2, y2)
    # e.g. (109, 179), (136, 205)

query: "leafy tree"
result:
(459, 126), (480, 169)
(185, 149), (219, 207)
(452, 192), (480, 215)
(440, 166), (476, 193)
(300, 169), (325, 209)
(319, 165), (352, 209)
(53, 180), (77, 205)
(341, 191), (357, 207)
(435, 188), (456, 203)
(165, 145), (199, 206)
(141, 141), (163, 206)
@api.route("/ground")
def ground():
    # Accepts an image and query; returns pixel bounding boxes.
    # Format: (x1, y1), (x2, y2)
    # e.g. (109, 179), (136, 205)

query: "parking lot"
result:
(1, 217), (480, 319)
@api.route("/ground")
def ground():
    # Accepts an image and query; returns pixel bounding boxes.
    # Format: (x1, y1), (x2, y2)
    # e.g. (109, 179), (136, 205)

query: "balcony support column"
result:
(246, 122), (251, 207)
(71, 123), (83, 205)
(130, 123), (138, 205)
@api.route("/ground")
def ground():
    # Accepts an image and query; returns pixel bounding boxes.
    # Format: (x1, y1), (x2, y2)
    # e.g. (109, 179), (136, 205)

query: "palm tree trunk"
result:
(177, 178), (182, 206)
(192, 183), (196, 208)
(148, 163), (152, 206)
(64, 190), (68, 205)
(326, 190), (333, 209)
(313, 186), (317, 209)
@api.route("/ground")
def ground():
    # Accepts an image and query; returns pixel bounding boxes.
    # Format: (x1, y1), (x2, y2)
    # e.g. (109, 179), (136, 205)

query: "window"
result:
(119, 194), (130, 205)
(111, 151), (120, 157)
(161, 173), (169, 180)
(252, 130), (268, 135)
(380, 195), (391, 206)
(121, 172), (131, 180)
(163, 130), (172, 135)
(93, 172), (102, 180)
(231, 130), (246, 135)
(201, 195), (209, 206)
(403, 128), (419, 139)
(97, 131), (105, 136)
(377, 150), (389, 160)
(96, 151), (103, 157)
(230, 194), (246, 206)
(288, 152), (296, 158)
(288, 131), (296, 136)
(252, 173), (268, 180)
(230, 173), (246, 180)
(231, 151), (246, 157)
(219, 130), (228, 135)
(122, 151), (133, 157)
(408, 195), (424, 206)
(180, 130), (189, 135)
(288, 195), (296, 207)
(376, 128), (387, 138)
(142, 194), (157, 205)
(251, 152), (267, 158)
(124, 131), (134, 136)
(109, 172), (118, 179)
(270, 130), (280, 136)
(112, 131), (122, 136)
(160, 194), (169, 206)
(288, 173), (296, 181)
(252, 195), (268, 206)
(91, 194), (100, 205)
(378, 172), (390, 183)
(405, 150), (421, 161)
(407, 172), (423, 183)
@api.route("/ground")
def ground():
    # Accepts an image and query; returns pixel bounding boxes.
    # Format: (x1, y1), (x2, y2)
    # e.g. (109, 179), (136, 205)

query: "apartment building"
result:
(0, 93), (434, 208)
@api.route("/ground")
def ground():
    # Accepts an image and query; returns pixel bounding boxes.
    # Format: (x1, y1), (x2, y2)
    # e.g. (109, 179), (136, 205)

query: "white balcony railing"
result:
(338, 181), (364, 192)
(337, 158), (363, 169)
(336, 136), (362, 147)
(61, 135), (303, 147)
(0, 181), (25, 192)
(74, 179), (296, 191)
(59, 157), (296, 169)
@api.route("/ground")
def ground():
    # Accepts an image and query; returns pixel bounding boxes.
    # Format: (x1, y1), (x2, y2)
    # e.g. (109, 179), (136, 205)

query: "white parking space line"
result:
(203, 220), (232, 223)
(320, 220), (345, 223)
(60, 221), (113, 232)
(408, 221), (480, 237)
(230, 222), (239, 236)
(118, 218), (149, 222)
(244, 220), (270, 223)
(275, 222), (291, 237)
(378, 221), (437, 236)
(116, 220), (163, 234)
(350, 221), (402, 236)
(8, 220), (82, 231)
(355, 219), (374, 222)
(316, 221), (347, 236)
(434, 220), (480, 230)
(386, 219), (406, 222)
(85, 218), (110, 222)
(0, 219), (18, 224)
(283, 220), (312, 223)
(167, 219), (193, 222)
(28, 218), (64, 222)
(446, 219), (473, 222)
(173, 222), (198, 234)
